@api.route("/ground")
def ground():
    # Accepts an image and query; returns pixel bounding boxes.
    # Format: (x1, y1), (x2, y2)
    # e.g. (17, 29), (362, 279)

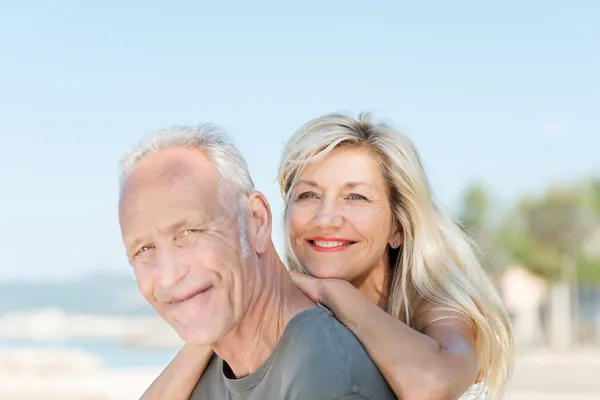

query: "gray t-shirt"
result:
(189, 305), (396, 400)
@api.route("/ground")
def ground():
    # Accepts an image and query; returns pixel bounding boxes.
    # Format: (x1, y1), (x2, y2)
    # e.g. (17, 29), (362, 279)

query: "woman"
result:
(141, 112), (514, 400)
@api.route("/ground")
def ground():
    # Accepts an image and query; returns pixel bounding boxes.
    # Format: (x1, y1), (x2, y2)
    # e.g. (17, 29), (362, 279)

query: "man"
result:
(118, 124), (395, 399)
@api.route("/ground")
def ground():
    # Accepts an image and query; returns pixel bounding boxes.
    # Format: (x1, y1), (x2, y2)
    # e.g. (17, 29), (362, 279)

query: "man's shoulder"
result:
(284, 305), (359, 350)
(272, 305), (396, 399)
(191, 306), (396, 400)
(284, 305), (373, 363)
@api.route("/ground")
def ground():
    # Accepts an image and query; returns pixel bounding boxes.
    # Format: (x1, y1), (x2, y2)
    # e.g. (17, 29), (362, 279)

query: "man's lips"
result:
(163, 285), (213, 304)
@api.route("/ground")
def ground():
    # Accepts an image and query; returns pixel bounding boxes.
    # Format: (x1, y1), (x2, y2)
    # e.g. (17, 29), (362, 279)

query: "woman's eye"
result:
(348, 193), (368, 201)
(297, 192), (318, 200)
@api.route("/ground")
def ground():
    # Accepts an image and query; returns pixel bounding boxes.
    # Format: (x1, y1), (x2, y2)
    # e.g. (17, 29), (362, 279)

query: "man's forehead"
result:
(125, 148), (215, 191)
(119, 148), (222, 215)
(134, 148), (216, 183)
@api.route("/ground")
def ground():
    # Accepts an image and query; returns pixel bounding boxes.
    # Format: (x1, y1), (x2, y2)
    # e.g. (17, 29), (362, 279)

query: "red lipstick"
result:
(307, 236), (356, 252)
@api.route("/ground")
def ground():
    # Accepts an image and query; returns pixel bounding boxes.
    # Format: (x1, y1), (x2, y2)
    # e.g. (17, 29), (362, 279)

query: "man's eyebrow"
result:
(124, 236), (146, 256)
(157, 218), (192, 234)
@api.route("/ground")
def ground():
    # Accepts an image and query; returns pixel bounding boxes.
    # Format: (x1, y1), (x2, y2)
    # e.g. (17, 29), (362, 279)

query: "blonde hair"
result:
(278, 112), (513, 399)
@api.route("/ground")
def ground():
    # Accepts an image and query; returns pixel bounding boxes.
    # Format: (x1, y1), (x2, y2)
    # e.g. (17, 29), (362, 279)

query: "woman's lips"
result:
(307, 237), (356, 252)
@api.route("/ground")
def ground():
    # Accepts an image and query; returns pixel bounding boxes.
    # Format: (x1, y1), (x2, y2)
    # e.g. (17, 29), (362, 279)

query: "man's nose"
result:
(154, 246), (190, 299)
(313, 197), (343, 229)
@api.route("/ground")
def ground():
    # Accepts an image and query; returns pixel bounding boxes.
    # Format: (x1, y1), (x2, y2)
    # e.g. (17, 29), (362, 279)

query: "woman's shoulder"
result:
(459, 382), (486, 400)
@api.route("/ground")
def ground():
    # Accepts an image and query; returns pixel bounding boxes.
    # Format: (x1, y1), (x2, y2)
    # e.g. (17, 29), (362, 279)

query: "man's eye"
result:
(134, 244), (154, 257)
(177, 229), (202, 240)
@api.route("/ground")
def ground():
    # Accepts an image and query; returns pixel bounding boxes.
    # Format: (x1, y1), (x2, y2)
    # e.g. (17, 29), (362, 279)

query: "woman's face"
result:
(287, 146), (400, 285)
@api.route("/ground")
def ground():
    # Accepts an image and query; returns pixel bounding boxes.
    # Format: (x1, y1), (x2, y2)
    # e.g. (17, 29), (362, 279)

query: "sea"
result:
(0, 338), (179, 369)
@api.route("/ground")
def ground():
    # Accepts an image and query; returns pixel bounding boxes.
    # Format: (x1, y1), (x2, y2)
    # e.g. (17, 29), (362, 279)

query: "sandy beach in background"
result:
(1, 347), (599, 399)
(0, 309), (180, 399)
(509, 348), (600, 400)
(0, 346), (160, 400)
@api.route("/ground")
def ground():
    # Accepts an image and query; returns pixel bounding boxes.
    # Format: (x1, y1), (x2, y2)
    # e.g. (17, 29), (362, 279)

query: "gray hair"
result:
(119, 124), (255, 198)
(119, 124), (255, 256)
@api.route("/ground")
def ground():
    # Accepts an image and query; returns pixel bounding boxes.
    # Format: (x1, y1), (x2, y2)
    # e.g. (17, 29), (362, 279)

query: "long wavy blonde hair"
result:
(278, 112), (513, 399)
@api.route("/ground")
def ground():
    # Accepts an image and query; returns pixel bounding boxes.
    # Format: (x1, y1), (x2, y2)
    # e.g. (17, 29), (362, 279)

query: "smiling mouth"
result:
(308, 239), (356, 252)
(168, 286), (213, 304)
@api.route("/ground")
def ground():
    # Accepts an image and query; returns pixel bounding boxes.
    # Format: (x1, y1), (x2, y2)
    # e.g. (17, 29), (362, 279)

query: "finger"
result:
(289, 272), (319, 285)
(290, 275), (321, 302)
(288, 271), (308, 279)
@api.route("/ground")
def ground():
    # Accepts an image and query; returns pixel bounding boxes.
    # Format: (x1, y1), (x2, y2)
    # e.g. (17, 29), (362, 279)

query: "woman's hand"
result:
(288, 271), (341, 302)
(289, 272), (356, 323)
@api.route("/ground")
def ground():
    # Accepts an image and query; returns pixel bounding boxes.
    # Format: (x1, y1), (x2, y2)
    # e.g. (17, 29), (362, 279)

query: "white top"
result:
(459, 382), (486, 399)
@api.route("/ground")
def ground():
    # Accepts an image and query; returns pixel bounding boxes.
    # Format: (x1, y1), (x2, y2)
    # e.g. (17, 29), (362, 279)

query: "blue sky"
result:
(0, 1), (598, 281)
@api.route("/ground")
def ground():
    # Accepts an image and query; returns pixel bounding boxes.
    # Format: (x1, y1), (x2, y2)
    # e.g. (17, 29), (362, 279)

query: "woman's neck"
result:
(353, 258), (393, 310)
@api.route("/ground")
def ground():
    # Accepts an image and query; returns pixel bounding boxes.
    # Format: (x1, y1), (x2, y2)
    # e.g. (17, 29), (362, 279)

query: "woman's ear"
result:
(389, 220), (403, 249)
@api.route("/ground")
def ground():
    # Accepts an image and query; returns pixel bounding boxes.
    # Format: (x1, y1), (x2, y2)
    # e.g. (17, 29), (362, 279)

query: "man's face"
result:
(119, 148), (249, 345)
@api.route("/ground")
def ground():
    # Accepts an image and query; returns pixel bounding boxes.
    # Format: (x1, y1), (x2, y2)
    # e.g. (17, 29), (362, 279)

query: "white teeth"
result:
(313, 241), (348, 248)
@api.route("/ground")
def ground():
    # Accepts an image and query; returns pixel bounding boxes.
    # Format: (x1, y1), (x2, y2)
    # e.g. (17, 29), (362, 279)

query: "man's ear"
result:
(247, 191), (272, 254)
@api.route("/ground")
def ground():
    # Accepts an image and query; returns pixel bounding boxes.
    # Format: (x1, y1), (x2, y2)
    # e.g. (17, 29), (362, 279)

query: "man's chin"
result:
(173, 323), (226, 346)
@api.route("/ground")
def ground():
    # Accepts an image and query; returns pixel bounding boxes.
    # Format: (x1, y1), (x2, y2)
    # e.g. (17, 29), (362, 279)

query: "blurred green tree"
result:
(499, 181), (600, 282)
(458, 182), (490, 236)
(457, 182), (505, 278)
(588, 178), (600, 215)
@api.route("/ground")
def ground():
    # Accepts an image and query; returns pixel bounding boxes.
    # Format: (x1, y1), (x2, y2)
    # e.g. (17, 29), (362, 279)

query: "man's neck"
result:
(212, 245), (314, 378)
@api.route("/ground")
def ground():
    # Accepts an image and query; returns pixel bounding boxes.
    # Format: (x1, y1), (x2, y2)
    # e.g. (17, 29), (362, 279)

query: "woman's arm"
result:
(140, 344), (213, 400)
(291, 273), (479, 400)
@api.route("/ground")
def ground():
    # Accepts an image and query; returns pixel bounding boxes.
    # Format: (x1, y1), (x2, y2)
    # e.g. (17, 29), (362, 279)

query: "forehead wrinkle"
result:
(295, 179), (319, 188)
(120, 169), (218, 251)
(133, 182), (212, 224)
(295, 178), (378, 192)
